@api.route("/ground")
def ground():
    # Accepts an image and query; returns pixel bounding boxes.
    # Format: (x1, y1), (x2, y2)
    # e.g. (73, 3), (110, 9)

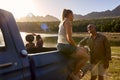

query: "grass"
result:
(108, 47), (120, 80)
(111, 47), (120, 57)
(111, 47), (120, 54)
(107, 58), (120, 80)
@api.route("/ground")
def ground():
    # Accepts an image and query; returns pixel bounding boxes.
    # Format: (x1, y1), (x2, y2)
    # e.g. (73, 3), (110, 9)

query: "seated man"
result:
(25, 34), (36, 52)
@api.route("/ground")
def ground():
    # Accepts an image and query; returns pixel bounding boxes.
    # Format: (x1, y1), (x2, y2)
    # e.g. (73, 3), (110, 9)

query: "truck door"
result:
(0, 10), (31, 80)
(0, 26), (25, 80)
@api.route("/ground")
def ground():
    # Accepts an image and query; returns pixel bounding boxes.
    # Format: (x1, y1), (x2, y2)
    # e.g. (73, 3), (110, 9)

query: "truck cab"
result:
(0, 9), (71, 80)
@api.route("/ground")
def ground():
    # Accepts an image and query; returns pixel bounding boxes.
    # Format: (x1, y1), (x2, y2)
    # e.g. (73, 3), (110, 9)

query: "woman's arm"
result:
(64, 20), (77, 46)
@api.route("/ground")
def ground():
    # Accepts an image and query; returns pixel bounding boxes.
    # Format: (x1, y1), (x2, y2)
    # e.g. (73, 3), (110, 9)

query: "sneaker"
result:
(77, 70), (84, 79)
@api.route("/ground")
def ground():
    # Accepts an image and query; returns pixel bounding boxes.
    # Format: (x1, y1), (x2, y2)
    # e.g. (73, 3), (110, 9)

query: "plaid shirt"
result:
(79, 33), (111, 64)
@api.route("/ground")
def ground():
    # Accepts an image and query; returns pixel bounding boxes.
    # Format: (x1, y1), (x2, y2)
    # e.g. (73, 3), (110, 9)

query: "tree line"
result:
(17, 17), (120, 33)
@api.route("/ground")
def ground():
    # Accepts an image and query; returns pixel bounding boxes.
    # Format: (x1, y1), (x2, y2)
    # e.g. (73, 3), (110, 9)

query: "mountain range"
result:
(16, 5), (120, 22)
(16, 13), (59, 22)
(74, 5), (120, 20)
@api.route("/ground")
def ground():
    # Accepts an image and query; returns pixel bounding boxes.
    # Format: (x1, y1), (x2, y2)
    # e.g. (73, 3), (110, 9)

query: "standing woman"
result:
(57, 9), (89, 80)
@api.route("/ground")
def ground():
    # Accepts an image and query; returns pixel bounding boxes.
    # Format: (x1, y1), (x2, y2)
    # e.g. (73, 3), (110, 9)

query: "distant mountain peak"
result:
(113, 5), (120, 11)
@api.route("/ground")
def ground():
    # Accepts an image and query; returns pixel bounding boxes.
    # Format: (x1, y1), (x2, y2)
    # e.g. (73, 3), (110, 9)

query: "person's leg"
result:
(91, 76), (97, 80)
(91, 64), (98, 80)
(71, 47), (90, 75)
(98, 63), (106, 80)
(98, 75), (104, 80)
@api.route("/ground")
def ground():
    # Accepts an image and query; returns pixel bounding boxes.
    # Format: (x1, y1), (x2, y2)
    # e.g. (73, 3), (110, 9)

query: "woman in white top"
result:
(57, 9), (89, 80)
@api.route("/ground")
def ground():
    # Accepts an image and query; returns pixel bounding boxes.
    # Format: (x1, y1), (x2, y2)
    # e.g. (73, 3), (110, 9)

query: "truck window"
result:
(0, 28), (6, 51)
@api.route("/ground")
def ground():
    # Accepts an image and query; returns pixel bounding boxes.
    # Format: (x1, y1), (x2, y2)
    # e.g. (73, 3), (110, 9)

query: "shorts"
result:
(57, 43), (77, 57)
(91, 63), (106, 76)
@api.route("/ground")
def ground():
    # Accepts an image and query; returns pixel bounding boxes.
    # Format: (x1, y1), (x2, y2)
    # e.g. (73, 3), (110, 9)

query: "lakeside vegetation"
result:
(17, 17), (120, 33)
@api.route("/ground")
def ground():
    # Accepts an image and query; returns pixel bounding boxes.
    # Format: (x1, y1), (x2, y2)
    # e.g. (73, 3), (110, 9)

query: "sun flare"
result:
(0, 0), (36, 18)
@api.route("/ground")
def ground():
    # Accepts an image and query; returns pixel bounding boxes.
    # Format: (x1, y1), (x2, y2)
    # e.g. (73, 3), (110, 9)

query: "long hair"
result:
(62, 9), (73, 21)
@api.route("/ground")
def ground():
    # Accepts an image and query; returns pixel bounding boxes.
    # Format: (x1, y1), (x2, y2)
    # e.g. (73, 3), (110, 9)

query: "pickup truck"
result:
(0, 9), (76, 80)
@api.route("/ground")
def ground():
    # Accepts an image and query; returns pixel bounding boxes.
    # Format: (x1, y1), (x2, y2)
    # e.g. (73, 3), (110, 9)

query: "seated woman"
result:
(36, 35), (43, 49)
(25, 34), (36, 52)
(35, 34), (57, 52)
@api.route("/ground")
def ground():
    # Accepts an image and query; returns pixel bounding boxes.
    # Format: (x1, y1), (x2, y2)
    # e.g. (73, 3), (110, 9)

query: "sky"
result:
(0, 0), (120, 19)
